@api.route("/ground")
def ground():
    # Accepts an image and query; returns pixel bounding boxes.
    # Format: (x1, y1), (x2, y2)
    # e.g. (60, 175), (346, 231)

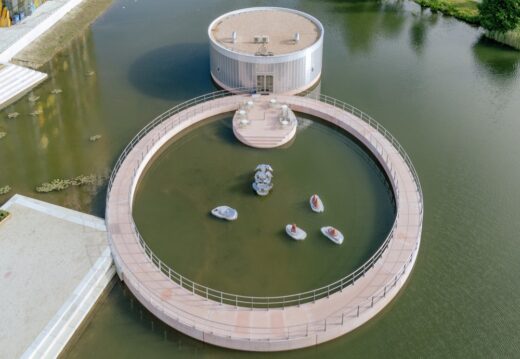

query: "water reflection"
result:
(128, 43), (214, 100)
(472, 35), (520, 81)
(322, 0), (410, 54)
(410, 12), (428, 54)
(380, 0), (407, 39)
(0, 31), (110, 214)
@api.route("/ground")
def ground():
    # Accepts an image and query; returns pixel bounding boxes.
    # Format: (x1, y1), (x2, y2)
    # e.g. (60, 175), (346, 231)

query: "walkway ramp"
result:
(0, 63), (47, 109)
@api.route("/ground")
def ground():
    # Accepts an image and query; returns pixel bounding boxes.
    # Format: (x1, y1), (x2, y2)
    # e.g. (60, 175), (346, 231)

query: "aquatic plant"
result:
(0, 132), (6, 139)
(29, 109), (43, 116)
(0, 185), (11, 195)
(89, 134), (102, 142)
(7, 112), (19, 119)
(51, 89), (63, 94)
(35, 174), (102, 193)
(28, 95), (40, 103)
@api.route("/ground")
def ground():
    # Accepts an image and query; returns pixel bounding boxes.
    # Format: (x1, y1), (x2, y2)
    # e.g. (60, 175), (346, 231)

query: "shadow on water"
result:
(472, 35), (520, 81)
(324, 0), (408, 54)
(128, 43), (215, 101)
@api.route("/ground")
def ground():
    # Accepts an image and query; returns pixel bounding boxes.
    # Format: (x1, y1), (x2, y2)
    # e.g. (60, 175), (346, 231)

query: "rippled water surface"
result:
(1, 0), (520, 357)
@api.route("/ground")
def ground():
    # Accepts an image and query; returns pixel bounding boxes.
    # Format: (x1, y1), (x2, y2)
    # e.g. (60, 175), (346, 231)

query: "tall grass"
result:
(486, 27), (520, 50)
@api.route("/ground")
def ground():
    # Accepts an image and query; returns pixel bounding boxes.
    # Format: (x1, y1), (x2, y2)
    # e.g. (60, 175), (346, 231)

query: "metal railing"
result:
(106, 89), (423, 311)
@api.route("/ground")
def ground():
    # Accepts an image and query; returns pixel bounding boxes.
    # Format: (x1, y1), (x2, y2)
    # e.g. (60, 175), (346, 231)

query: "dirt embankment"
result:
(11, 0), (114, 69)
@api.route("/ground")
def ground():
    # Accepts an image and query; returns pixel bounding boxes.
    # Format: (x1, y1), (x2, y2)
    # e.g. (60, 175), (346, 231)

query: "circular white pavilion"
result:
(208, 7), (324, 95)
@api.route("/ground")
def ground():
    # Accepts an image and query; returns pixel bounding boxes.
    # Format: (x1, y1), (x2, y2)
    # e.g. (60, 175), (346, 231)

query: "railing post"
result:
(357, 305), (360, 317)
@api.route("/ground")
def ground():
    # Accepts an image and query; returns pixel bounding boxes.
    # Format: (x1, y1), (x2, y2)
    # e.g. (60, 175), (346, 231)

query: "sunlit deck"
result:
(232, 97), (297, 148)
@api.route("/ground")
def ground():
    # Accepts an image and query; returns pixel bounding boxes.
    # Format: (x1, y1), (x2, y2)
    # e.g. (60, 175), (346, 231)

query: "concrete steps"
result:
(0, 63), (47, 109)
(241, 135), (290, 148)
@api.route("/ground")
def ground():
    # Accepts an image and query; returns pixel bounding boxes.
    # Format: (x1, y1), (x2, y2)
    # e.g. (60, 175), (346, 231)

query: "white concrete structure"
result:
(208, 8), (323, 94)
(0, 63), (47, 109)
(0, 194), (114, 359)
(106, 91), (423, 351)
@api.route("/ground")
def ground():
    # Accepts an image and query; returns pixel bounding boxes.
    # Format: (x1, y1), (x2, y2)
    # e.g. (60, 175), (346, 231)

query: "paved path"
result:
(232, 96), (297, 148)
(0, 0), (86, 63)
(106, 94), (423, 351)
(0, 0), (88, 109)
(0, 194), (114, 359)
(0, 63), (47, 110)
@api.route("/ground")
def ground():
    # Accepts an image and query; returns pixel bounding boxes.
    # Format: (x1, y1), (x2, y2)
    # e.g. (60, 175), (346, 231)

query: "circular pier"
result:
(106, 91), (423, 351)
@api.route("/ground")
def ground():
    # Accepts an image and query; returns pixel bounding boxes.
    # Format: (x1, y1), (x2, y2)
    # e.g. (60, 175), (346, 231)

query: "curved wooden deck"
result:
(106, 94), (423, 351)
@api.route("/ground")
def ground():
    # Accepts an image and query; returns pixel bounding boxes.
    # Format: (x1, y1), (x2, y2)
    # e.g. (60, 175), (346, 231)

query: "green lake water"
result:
(1, 0), (519, 357)
(133, 115), (394, 296)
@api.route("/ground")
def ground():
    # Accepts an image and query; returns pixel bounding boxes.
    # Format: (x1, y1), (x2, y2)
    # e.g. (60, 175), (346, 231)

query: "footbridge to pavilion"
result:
(105, 90), (423, 351)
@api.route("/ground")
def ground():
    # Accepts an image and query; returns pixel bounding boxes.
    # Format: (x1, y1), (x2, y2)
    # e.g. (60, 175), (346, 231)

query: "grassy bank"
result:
(414, 0), (520, 50)
(486, 26), (520, 50)
(12, 0), (113, 69)
(414, 0), (480, 24)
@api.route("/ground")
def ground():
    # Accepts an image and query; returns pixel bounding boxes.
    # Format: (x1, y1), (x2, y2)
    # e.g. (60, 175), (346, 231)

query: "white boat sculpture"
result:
(254, 170), (273, 184)
(255, 164), (273, 173)
(252, 182), (273, 196)
(309, 194), (324, 213)
(285, 224), (307, 240)
(211, 206), (238, 221)
(321, 226), (344, 244)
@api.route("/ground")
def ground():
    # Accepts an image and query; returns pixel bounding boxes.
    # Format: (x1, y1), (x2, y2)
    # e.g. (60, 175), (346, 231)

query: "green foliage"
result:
(415, 0), (480, 24)
(35, 174), (101, 193)
(0, 209), (9, 222)
(479, 0), (520, 33)
(0, 185), (11, 195)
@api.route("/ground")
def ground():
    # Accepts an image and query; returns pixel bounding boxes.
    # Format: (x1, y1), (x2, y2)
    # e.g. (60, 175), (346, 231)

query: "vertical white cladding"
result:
(208, 8), (324, 95)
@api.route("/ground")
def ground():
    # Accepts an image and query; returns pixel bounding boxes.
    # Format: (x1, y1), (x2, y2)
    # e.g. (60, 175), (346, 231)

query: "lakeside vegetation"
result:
(415, 0), (479, 24)
(414, 0), (520, 50)
(486, 26), (520, 50)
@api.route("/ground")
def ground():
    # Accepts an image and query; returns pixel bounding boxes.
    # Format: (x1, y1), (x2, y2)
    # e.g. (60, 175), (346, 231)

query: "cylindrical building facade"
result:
(208, 7), (324, 95)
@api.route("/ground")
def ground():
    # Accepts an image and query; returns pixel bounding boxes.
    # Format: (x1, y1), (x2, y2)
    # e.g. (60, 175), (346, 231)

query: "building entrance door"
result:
(256, 74), (274, 93)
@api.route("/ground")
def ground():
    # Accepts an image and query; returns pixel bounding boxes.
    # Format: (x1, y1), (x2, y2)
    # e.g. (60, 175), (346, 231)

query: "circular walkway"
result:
(106, 91), (423, 351)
